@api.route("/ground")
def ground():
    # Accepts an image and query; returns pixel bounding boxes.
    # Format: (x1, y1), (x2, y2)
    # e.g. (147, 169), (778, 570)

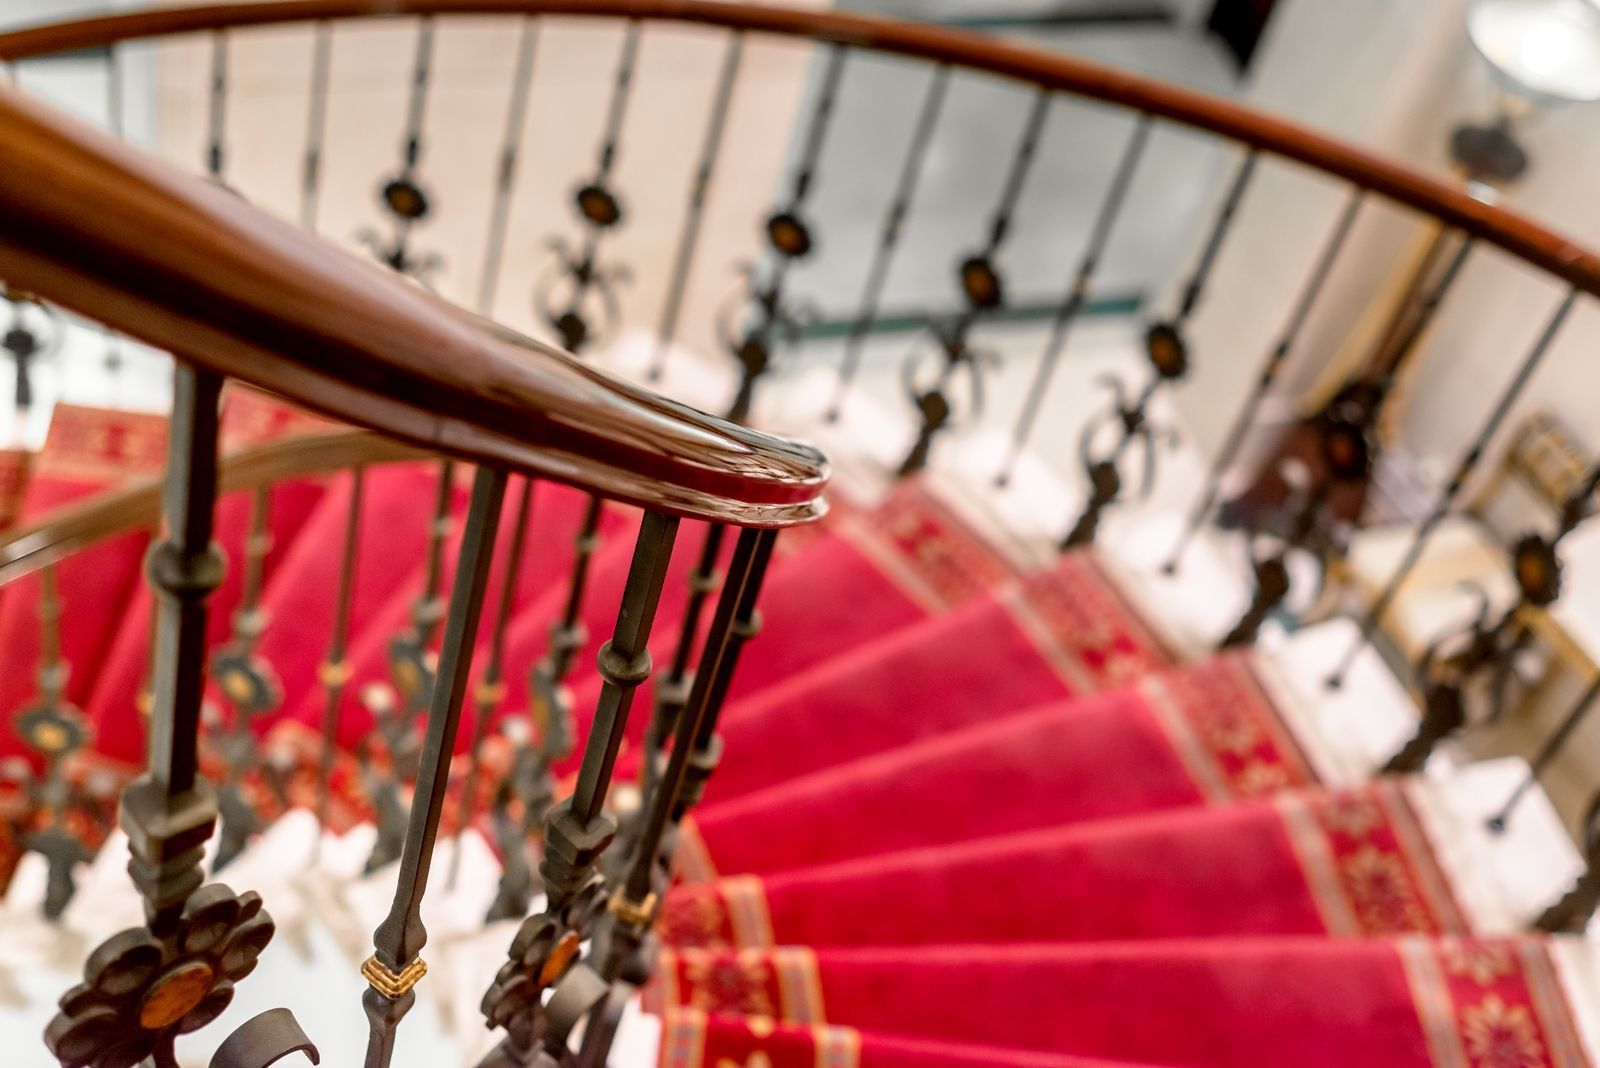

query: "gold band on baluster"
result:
(318, 659), (352, 688)
(607, 888), (657, 928)
(474, 678), (509, 706)
(361, 955), (427, 999)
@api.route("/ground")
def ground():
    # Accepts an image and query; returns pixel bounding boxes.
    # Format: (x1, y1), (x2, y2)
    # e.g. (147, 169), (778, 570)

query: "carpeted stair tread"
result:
(674, 653), (1310, 879)
(658, 1008), (1179, 1068)
(635, 549), (1175, 807)
(279, 479), (635, 748)
(661, 778), (1468, 950)
(647, 936), (1590, 1068)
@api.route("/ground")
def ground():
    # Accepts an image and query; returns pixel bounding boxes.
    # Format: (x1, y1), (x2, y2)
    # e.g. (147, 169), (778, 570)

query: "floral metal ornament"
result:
(45, 884), (275, 1068)
(1511, 533), (1562, 607)
(357, 173), (445, 287)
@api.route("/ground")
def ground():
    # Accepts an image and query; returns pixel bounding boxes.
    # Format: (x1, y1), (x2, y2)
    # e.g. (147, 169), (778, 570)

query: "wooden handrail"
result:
(0, 80), (826, 528)
(0, 1), (1596, 300)
(0, 427), (427, 583)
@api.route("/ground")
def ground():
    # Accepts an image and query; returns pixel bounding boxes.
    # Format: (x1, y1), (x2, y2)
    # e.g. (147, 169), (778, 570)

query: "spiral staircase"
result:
(0, 3), (1597, 1067)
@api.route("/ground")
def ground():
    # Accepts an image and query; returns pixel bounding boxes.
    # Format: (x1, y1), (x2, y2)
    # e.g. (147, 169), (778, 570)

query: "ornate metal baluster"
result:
(314, 465), (364, 840)
(1486, 672), (1600, 835)
(1163, 189), (1365, 574)
(719, 45), (848, 423)
(358, 17), (443, 284)
(600, 530), (774, 993)
(896, 88), (1053, 476)
(362, 459), (457, 873)
(825, 65), (949, 421)
(996, 114), (1152, 486)
(477, 17), (539, 317)
(300, 21), (333, 232)
(479, 511), (679, 1065)
(454, 475), (533, 896)
(47, 365), (309, 1068)
(209, 485), (282, 871)
(536, 21), (642, 354)
(634, 524), (726, 818)
(1060, 149), (1258, 543)
(527, 495), (604, 779)
(647, 33), (744, 381)
(206, 31), (228, 180)
(364, 465), (508, 1068)
(16, 565), (95, 919)
(1324, 286), (1578, 690)
(2, 289), (61, 423)
(1536, 790), (1600, 931)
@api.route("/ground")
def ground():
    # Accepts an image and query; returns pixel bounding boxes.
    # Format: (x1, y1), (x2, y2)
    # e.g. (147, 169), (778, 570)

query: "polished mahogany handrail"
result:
(0, 427), (426, 583)
(0, 81), (826, 527)
(1, 1), (1597, 299)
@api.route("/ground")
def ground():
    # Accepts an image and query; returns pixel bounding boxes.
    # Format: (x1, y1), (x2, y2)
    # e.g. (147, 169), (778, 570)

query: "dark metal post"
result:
(364, 465), (508, 1068)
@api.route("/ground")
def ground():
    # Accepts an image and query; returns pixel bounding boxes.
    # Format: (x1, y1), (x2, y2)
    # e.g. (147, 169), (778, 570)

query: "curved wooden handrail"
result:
(0, 79), (826, 528)
(0, 1), (1596, 299)
(0, 427), (428, 583)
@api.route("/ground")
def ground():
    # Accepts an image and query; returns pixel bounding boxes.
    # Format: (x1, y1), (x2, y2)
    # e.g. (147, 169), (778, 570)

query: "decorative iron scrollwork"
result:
(1218, 419), (1370, 648)
(896, 318), (997, 479)
(1060, 335), (1187, 549)
(718, 255), (816, 425)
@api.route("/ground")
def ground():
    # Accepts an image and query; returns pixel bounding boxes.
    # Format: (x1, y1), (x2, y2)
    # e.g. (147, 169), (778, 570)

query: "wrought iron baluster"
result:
(47, 365), (306, 1068)
(896, 87), (1053, 476)
(996, 114), (1152, 486)
(720, 45), (849, 423)
(364, 465), (507, 1068)
(477, 17), (540, 317)
(536, 21), (642, 354)
(132, 364), (225, 928)
(455, 475), (534, 895)
(647, 33), (745, 381)
(1059, 149), (1258, 544)
(1324, 286), (1578, 690)
(637, 524), (726, 810)
(206, 31), (228, 179)
(528, 494), (604, 771)
(300, 21), (333, 232)
(16, 564), (95, 919)
(605, 530), (773, 982)
(358, 17), (443, 284)
(1386, 459), (1600, 771)
(314, 464), (364, 840)
(585, 527), (770, 1068)
(363, 459), (457, 874)
(479, 511), (679, 1065)
(1487, 672), (1600, 834)
(826, 65), (949, 421)
(1163, 189), (1365, 574)
(3, 289), (61, 423)
(210, 484), (284, 872)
